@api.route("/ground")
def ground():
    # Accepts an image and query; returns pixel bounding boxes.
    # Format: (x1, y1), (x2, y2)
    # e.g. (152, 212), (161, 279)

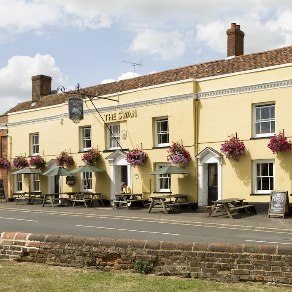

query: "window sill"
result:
(103, 148), (129, 153)
(153, 191), (171, 194)
(250, 193), (271, 196)
(250, 136), (274, 140)
(152, 146), (170, 149)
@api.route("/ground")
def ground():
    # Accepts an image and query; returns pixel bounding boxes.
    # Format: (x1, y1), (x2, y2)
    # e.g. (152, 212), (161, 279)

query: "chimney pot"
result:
(226, 22), (245, 57)
(32, 75), (52, 102)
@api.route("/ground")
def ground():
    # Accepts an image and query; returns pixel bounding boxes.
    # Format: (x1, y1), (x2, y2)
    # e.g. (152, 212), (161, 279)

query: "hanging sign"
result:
(68, 97), (84, 123)
(268, 191), (289, 218)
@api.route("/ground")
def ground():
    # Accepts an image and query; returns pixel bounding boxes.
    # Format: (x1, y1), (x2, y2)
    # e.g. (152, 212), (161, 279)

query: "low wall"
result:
(1, 231), (292, 284)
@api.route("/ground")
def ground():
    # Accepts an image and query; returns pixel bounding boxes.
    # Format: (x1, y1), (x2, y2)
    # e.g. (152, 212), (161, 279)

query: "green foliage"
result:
(133, 260), (153, 274)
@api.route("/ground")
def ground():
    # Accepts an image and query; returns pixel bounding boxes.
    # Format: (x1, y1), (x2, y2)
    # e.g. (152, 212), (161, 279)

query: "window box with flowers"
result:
(220, 135), (246, 161)
(167, 142), (191, 166)
(13, 156), (29, 169)
(267, 132), (292, 154)
(56, 151), (74, 167)
(82, 148), (100, 165)
(29, 155), (46, 170)
(0, 157), (11, 170)
(126, 149), (148, 167)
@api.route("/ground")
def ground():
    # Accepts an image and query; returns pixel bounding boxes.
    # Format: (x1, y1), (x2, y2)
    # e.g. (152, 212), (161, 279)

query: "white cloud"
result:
(101, 71), (140, 84)
(0, 54), (67, 114)
(196, 21), (227, 55)
(130, 29), (186, 60)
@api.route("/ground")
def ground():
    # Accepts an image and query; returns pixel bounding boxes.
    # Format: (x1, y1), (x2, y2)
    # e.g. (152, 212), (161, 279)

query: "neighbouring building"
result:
(2, 23), (292, 206)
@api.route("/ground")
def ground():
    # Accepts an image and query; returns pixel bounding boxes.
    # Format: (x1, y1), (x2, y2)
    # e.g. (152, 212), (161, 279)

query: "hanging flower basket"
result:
(29, 155), (46, 170)
(220, 136), (246, 160)
(13, 156), (29, 169)
(0, 157), (11, 170)
(82, 148), (100, 165)
(126, 149), (148, 167)
(167, 142), (191, 166)
(56, 151), (74, 167)
(267, 132), (292, 154)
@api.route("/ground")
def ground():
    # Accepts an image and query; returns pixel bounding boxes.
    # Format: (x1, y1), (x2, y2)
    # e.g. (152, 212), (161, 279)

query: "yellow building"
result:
(4, 23), (292, 207)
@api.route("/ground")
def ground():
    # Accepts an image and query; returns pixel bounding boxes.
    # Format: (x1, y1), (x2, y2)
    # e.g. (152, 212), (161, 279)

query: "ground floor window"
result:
(253, 160), (274, 193)
(81, 172), (92, 191)
(31, 173), (40, 192)
(156, 163), (170, 192)
(15, 174), (22, 192)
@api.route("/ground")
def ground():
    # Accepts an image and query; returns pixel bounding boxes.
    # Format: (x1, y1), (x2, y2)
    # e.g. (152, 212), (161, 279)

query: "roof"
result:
(6, 45), (292, 114)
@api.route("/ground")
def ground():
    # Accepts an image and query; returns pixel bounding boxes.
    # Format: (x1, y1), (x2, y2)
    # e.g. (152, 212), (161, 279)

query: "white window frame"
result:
(31, 173), (40, 192)
(15, 174), (22, 192)
(253, 103), (275, 138)
(81, 172), (92, 192)
(108, 123), (120, 149)
(80, 126), (91, 151)
(155, 118), (169, 147)
(156, 163), (171, 192)
(253, 160), (275, 194)
(30, 133), (39, 155)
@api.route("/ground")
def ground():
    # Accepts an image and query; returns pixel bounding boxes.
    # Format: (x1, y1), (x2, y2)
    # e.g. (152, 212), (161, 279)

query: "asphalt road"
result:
(1, 207), (292, 246)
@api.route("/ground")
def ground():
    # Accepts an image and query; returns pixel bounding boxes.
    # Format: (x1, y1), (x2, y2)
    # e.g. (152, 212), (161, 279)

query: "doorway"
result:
(208, 163), (218, 205)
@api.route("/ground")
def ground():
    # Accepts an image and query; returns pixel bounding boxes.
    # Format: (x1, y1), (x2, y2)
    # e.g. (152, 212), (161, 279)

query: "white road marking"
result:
(0, 216), (37, 222)
(76, 224), (180, 236)
(245, 239), (292, 245)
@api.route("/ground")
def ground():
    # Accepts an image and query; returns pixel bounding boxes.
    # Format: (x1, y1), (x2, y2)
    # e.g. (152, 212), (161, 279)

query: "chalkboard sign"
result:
(0, 179), (6, 200)
(268, 191), (289, 218)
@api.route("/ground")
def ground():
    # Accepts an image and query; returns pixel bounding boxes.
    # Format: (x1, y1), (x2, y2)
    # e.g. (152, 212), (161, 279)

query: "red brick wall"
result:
(1, 232), (292, 284)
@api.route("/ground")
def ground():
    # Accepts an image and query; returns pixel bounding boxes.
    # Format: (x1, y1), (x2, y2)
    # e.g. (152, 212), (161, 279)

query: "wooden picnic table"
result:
(42, 192), (76, 207)
(207, 198), (256, 218)
(148, 194), (192, 213)
(112, 193), (147, 208)
(72, 192), (103, 208)
(13, 191), (42, 204)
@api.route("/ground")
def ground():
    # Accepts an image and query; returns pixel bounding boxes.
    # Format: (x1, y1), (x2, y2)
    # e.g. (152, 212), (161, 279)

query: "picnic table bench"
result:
(113, 193), (147, 208)
(207, 198), (256, 218)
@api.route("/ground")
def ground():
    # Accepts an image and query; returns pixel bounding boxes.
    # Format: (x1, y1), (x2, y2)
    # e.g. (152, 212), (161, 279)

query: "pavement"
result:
(1, 200), (292, 233)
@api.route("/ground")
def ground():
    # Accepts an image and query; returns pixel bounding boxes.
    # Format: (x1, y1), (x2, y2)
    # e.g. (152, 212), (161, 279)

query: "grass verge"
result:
(0, 261), (290, 292)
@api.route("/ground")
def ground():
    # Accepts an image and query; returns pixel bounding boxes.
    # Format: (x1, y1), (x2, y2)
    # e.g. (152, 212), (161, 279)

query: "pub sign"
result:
(68, 97), (84, 123)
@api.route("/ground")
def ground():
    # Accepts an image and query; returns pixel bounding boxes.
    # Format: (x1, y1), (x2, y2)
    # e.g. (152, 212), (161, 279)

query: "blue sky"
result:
(0, 0), (292, 114)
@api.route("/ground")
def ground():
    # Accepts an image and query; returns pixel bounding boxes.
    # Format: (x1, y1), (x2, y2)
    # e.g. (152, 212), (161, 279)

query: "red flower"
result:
(82, 148), (100, 165)
(167, 142), (191, 165)
(126, 149), (148, 167)
(56, 151), (74, 167)
(220, 136), (246, 160)
(268, 132), (292, 154)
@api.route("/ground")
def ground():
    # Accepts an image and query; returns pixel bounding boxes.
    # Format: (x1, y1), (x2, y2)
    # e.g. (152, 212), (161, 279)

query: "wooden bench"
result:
(166, 202), (192, 212)
(229, 204), (257, 215)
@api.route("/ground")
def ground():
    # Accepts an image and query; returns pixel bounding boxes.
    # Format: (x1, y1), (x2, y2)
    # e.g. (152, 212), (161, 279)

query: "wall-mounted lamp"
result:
(135, 174), (139, 179)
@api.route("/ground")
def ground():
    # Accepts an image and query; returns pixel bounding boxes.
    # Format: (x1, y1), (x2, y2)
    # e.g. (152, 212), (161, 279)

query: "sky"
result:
(1, 0), (292, 114)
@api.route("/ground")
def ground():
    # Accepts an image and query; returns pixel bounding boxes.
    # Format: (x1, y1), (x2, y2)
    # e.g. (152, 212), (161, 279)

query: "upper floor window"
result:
(30, 133), (39, 155)
(15, 174), (22, 192)
(156, 163), (171, 192)
(81, 172), (92, 192)
(156, 118), (169, 147)
(80, 126), (91, 151)
(253, 160), (274, 194)
(254, 104), (275, 137)
(108, 123), (120, 149)
(31, 173), (40, 192)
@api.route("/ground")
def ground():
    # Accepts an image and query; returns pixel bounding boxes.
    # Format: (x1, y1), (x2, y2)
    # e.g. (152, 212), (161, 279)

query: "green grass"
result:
(0, 261), (290, 292)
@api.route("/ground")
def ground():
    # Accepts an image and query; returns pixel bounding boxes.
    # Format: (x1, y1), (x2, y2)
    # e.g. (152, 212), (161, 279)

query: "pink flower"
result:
(220, 136), (246, 160)
(126, 149), (148, 167)
(82, 148), (100, 165)
(268, 132), (292, 154)
(167, 142), (191, 165)
(0, 157), (11, 170)
(13, 156), (29, 169)
(29, 155), (46, 169)
(56, 151), (74, 167)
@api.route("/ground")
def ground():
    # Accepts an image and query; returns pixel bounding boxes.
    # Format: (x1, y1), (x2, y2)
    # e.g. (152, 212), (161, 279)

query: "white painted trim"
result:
(196, 148), (222, 206)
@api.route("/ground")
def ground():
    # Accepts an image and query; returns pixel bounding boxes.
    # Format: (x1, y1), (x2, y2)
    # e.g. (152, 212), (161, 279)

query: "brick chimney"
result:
(226, 23), (244, 57)
(32, 75), (52, 102)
